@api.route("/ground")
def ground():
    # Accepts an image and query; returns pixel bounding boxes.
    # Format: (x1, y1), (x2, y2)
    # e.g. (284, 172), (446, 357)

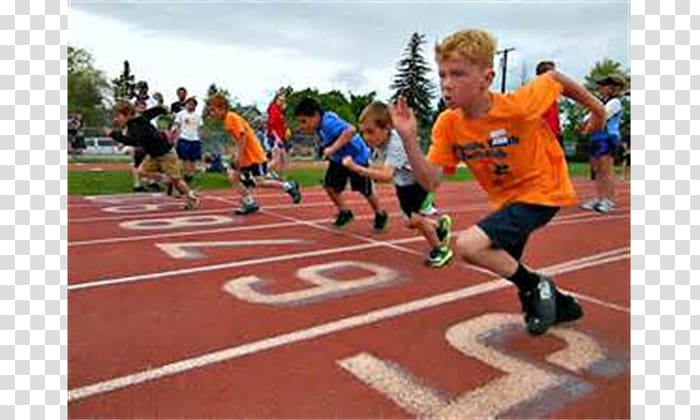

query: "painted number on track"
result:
(223, 261), (401, 306)
(339, 313), (619, 419)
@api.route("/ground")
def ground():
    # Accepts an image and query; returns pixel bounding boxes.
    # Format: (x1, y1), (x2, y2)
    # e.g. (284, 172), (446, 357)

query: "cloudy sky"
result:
(70, 0), (629, 111)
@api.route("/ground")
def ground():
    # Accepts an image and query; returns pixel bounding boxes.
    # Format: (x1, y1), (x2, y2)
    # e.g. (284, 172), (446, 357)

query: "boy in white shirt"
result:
(173, 97), (203, 183)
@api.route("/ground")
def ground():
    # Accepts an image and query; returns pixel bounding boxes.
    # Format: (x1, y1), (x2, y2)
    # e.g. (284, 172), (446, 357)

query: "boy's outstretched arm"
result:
(548, 71), (607, 133)
(323, 126), (356, 158)
(389, 97), (442, 192)
(342, 156), (394, 183)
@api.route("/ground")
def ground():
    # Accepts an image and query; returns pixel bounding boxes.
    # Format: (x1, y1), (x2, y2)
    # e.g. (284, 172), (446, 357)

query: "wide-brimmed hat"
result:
(596, 74), (626, 87)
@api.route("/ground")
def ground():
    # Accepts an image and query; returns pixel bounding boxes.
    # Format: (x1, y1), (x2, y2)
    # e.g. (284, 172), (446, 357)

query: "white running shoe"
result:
(593, 199), (615, 213)
(579, 198), (600, 211)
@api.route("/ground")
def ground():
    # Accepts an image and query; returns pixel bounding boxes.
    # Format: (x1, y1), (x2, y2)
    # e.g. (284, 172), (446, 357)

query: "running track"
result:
(68, 179), (630, 419)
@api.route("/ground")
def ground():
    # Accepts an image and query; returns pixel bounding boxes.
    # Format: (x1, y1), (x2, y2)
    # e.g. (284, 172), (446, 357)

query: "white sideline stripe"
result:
(67, 201), (629, 248)
(68, 186), (490, 223)
(565, 291), (630, 313)
(67, 181), (626, 223)
(67, 249), (629, 402)
(67, 203), (491, 247)
(67, 213), (630, 292)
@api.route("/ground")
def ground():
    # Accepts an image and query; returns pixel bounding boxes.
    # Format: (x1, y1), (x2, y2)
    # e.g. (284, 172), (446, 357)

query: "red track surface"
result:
(68, 179), (630, 419)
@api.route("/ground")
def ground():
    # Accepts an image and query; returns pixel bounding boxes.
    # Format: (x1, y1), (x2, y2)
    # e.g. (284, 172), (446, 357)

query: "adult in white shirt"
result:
(173, 97), (203, 182)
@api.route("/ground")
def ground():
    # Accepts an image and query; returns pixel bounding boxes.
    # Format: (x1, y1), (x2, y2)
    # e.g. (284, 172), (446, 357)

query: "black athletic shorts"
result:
(477, 202), (559, 260)
(324, 160), (373, 197)
(395, 183), (433, 217)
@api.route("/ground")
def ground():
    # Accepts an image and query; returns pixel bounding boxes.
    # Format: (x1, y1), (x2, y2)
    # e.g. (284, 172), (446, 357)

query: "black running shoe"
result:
(555, 291), (584, 324)
(373, 210), (388, 232)
(234, 202), (260, 215)
(285, 180), (302, 204)
(133, 185), (147, 193)
(518, 275), (558, 336)
(333, 210), (354, 229)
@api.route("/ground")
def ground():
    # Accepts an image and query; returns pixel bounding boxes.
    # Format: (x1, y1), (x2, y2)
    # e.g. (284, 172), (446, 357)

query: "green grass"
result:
(68, 162), (612, 196)
(69, 154), (132, 163)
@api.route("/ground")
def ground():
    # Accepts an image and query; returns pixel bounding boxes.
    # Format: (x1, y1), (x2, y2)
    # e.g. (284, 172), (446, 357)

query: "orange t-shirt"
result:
(223, 111), (267, 167)
(427, 73), (576, 210)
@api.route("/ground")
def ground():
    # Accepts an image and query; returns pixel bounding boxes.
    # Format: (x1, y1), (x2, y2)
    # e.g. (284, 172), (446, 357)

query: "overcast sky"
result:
(70, 0), (629, 112)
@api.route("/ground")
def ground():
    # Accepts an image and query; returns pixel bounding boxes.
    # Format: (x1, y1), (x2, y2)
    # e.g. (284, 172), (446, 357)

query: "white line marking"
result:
(68, 214), (629, 292)
(67, 249), (629, 402)
(156, 239), (311, 259)
(337, 352), (449, 417)
(67, 203), (491, 247)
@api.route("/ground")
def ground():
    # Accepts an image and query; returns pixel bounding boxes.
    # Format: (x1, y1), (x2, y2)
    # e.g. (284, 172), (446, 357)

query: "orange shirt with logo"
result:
(427, 73), (576, 210)
(223, 111), (267, 167)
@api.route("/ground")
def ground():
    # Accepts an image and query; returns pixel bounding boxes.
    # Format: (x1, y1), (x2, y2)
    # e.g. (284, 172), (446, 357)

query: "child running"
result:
(294, 97), (389, 231)
(390, 29), (608, 336)
(108, 101), (200, 210)
(342, 101), (453, 267)
(207, 94), (301, 214)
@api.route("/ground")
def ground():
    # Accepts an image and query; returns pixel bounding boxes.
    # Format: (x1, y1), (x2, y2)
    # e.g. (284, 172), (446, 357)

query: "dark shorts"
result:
(477, 203), (560, 261)
(395, 183), (434, 217)
(324, 160), (373, 197)
(589, 132), (620, 158)
(236, 162), (268, 188)
(133, 147), (146, 168)
(176, 139), (202, 162)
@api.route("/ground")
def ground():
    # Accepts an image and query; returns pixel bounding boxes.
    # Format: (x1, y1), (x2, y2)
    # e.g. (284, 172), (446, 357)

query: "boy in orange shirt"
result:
(208, 95), (301, 214)
(390, 29), (608, 336)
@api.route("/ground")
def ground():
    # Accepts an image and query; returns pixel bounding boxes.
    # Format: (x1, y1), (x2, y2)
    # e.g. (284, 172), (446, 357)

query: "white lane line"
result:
(67, 214), (630, 292)
(67, 249), (629, 402)
(67, 203), (491, 247)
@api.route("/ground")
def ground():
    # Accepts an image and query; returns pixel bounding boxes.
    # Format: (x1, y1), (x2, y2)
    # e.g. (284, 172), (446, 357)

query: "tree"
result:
(111, 60), (136, 101)
(349, 91), (377, 121)
(390, 32), (437, 151)
(562, 58), (630, 162)
(390, 33), (436, 124)
(583, 58), (630, 91)
(68, 45), (110, 127)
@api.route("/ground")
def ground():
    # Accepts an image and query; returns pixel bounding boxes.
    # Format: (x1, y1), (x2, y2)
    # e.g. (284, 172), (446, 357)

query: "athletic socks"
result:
(508, 263), (541, 292)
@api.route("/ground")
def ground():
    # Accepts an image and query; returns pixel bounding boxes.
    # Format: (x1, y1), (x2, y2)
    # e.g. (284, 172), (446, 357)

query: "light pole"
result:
(496, 47), (516, 93)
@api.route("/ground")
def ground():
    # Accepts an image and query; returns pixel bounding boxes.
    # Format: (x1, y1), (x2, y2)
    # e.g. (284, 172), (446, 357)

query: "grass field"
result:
(67, 161), (620, 196)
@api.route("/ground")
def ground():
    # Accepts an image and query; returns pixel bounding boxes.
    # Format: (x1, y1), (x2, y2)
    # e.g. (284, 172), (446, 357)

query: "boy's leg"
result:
(251, 162), (301, 204)
(455, 203), (580, 335)
(350, 166), (387, 231)
(132, 147), (147, 191)
(228, 167), (258, 214)
(160, 152), (199, 209)
(324, 161), (354, 227)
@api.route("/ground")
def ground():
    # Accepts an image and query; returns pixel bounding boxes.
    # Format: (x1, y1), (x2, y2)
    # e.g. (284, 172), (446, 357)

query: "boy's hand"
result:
(582, 113), (605, 134)
(389, 96), (418, 143)
(322, 147), (334, 159)
(342, 156), (355, 168)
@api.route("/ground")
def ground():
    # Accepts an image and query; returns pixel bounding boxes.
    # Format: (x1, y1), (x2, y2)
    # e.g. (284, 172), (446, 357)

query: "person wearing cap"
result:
(173, 96), (203, 183)
(580, 73), (626, 213)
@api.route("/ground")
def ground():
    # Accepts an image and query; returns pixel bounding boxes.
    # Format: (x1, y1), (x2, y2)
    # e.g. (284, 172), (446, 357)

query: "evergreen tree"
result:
(111, 60), (136, 101)
(390, 32), (436, 127)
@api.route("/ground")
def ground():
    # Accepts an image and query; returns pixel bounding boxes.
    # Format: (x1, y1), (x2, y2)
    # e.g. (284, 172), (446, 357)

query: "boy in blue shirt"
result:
(294, 97), (388, 230)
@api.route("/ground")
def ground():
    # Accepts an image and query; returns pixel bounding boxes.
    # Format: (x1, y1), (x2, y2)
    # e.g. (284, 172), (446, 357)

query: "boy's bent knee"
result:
(455, 226), (492, 262)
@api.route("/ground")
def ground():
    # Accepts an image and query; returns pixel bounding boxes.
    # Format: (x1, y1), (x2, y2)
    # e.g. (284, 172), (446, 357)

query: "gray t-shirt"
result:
(378, 129), (415, 186)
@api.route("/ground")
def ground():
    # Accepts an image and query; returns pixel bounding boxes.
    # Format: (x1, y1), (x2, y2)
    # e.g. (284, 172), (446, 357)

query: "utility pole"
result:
(496, 47), (516, 93)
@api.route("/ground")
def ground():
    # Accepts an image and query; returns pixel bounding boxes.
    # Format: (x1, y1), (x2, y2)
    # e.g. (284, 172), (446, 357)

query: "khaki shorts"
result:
(140, 150), (182, 179)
